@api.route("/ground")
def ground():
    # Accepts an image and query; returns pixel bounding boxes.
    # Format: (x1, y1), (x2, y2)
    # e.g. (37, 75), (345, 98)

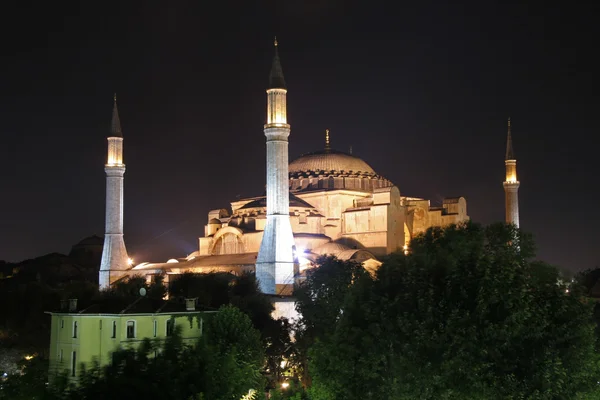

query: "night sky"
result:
(1, 1), (598, 272)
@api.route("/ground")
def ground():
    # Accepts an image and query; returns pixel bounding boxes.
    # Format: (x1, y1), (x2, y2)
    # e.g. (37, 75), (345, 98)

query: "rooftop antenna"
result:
(325, 129), (331, 152)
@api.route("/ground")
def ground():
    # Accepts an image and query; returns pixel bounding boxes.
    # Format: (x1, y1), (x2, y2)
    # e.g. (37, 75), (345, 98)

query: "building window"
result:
(71, 351), (77, 377)
(72, 321), (78, 338)
(153, 320), (157, 337)
(111, 321), (116, 338)
(60, 319), (64, 329)
(126, 320), (136, 339)
(299, 212), (307, 224)
(99, 320), (102, 330)
(166, 319), (174, 337)
(59, 349), (63, 362)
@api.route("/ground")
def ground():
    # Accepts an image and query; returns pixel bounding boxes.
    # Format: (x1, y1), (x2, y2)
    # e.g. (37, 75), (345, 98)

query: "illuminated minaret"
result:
(256, 38), (296, 295)
(503, 117), (520, 227)
(99, 95), (129, 289)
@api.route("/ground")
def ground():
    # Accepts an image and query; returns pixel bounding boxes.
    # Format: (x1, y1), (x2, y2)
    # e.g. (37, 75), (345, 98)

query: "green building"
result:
(47, 297), (211, 380)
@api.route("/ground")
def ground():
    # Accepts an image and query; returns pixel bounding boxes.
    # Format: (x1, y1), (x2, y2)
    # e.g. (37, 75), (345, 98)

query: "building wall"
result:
(192, 190), (466, 262)
(48, 312), (207, 382)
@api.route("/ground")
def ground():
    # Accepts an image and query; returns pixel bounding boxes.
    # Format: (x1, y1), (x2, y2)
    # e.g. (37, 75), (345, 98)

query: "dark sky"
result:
(1, 1), (598, 272)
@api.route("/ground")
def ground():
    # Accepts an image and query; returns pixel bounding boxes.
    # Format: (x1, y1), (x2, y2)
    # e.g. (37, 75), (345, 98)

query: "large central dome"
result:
(289, 150), (377, 175)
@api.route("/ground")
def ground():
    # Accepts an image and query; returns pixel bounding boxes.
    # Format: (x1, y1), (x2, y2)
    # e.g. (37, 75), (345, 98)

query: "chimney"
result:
(185, 298), (196, 311)
(68, 299), (78, 312)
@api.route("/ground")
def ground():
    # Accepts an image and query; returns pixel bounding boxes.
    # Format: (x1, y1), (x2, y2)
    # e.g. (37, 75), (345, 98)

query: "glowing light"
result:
(403, 244), (409, 255)
(24, 355), (34, 361)
(281, 382), (290, 389)
(127, 258), (134, 266)
(240, 389), (257, 400)
(294, 247), (306, 258)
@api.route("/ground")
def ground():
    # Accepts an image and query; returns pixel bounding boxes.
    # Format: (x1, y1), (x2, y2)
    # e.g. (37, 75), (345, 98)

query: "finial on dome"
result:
(325, 129), (331, 152)
(274, 36), (278, 47)
(349, 145), (353, 155)
(113, 92), (117, 102)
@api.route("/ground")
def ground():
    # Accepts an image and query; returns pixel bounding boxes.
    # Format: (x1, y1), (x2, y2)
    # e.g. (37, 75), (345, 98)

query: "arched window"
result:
(211, 233), (244, 255)
(111, 321), (117, 338)
(72, 321), (78, 338)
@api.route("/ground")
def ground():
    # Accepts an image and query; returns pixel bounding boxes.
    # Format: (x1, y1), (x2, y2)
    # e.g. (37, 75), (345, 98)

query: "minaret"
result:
(256, 38), (296, 295)
(99, 94), (130, 289)
(503, 117), (520, 227)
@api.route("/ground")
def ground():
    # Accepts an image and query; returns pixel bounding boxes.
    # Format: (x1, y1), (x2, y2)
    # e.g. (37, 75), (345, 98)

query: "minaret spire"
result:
(99, 95), (130, 289)
(257, 39), (296, 296)
(325, 129), (331, 152)
(503, 117), (520, 228)
(269, 36), (286, 90)
(111, 93), (122, 137)
(505, 117), (514, 160)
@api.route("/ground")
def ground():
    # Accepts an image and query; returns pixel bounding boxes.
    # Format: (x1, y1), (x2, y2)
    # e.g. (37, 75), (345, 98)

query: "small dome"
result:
(289, 150), (376, 175)
(208, 218), (221, 224)
(73, 235), (103, 247)
(313, 242), (352, 256)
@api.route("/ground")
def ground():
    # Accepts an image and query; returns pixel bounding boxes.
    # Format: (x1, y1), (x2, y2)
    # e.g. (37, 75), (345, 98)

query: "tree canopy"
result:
(299, 223), (600, 399)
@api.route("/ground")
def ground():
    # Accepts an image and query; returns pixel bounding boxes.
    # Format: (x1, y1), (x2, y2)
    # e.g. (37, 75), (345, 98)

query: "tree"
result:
(302, 223), (600, 399)
(293, 256), (368, 388)
(198, 305), (265, 399)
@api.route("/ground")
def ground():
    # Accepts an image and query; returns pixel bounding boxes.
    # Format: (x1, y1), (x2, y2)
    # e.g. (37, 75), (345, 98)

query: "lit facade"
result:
(47, 299), (210, 382)
(256, 39), (296, 295)
(99, 95), (129, 289)
(111, 43), (469, 287)
(503, 117), (520, 227)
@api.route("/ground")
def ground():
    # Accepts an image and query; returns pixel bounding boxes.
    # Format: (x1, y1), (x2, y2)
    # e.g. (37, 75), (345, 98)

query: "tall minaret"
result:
(99, 95), (129, 289)
(256, 38), (296, 295)
(503, 117), (520, 227)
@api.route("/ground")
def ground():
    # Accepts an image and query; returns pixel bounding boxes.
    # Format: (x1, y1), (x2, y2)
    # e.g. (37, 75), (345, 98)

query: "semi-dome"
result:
(289, 150), (376, 175)
(312, 241), (352, 256)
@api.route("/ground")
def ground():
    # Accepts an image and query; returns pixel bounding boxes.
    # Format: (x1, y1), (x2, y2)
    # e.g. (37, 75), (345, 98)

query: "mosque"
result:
(98, 41), (520, 294)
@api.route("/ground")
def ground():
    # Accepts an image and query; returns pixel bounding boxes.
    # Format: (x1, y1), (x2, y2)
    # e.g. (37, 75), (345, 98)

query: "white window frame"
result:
(126, 320), (136, 339)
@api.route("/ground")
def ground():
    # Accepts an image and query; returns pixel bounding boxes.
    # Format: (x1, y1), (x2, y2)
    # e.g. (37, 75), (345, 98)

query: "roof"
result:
(238, 193), (315, 210)
(52, 296), (211, 315)
(443, 197), (463, 204)
(73, 235), (104, 247)
(133, 252), (259, 271)
(268, 38), (286, 89)
(313, 242), (352, 256)
(506, 117), (515, 160)
(289, 150), (377, 175)
(110, 94), (123, 138)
